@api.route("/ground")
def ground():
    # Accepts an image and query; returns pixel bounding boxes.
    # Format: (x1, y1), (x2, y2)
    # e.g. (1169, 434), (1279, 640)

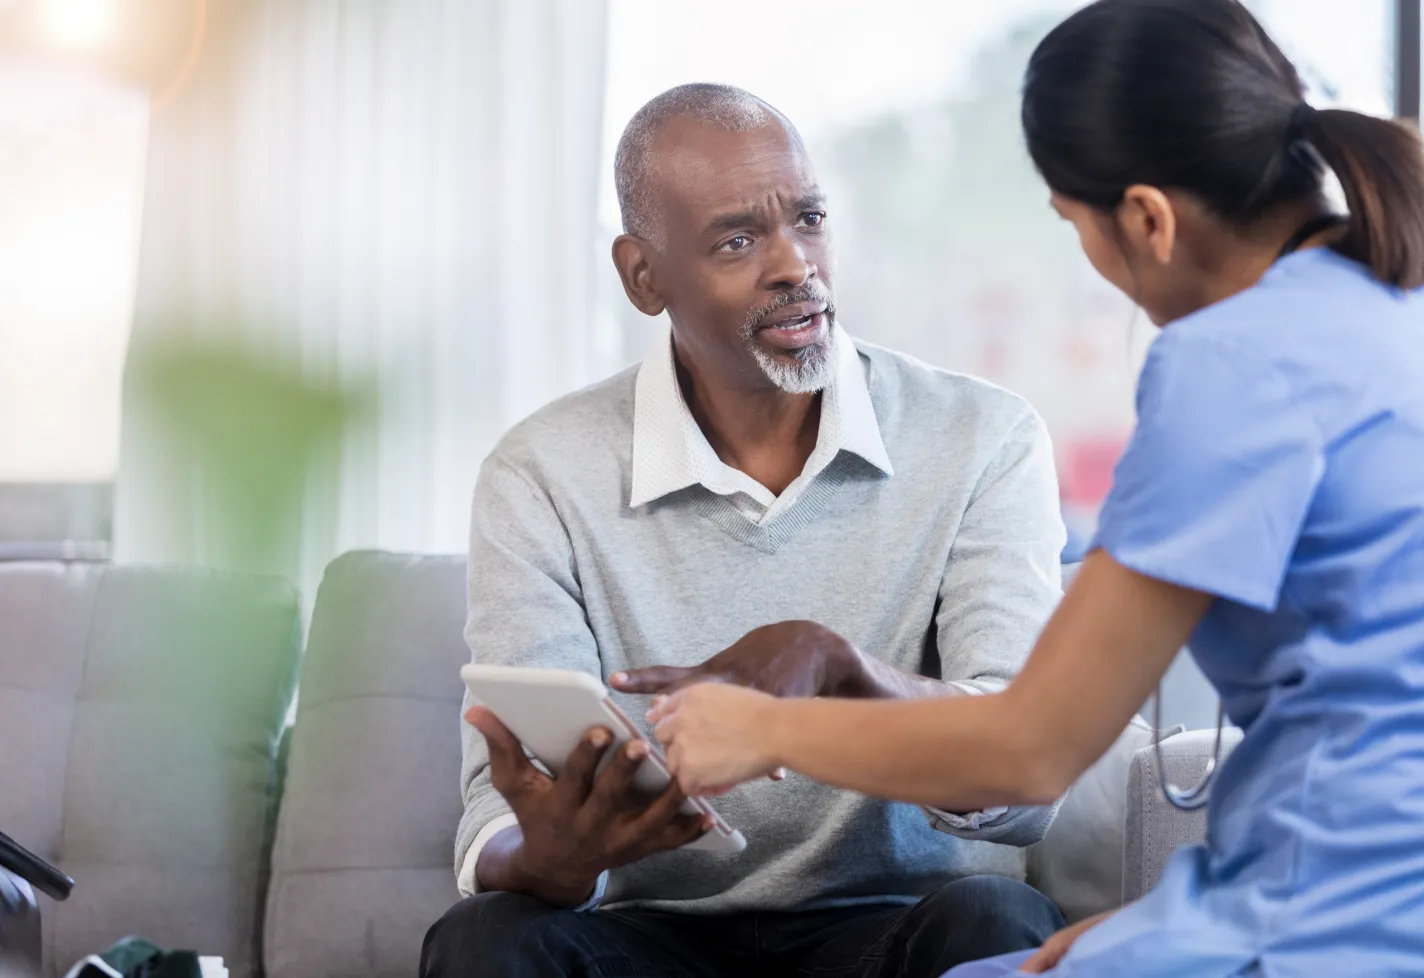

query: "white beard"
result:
(748, 323), (837, 394)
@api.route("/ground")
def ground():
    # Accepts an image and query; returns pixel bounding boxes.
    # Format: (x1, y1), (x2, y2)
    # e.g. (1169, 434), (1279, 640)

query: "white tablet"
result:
(461, 664), (747, 855)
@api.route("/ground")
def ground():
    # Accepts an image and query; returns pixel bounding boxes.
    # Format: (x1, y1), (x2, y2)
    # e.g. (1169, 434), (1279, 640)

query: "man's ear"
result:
(611, 235), (666, 317)
(1118, 185), (1177, 266)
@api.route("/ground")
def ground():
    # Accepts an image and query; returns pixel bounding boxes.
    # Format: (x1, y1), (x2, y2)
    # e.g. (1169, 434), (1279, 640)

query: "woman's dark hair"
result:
(1023, 0), (1424, 289)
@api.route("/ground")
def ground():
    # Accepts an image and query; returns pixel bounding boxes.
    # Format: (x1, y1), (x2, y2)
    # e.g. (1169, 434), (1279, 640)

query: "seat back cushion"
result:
(1123, 726), (1243, 903)
(263, 552), (467, 978)
(0, 562), (300, 978)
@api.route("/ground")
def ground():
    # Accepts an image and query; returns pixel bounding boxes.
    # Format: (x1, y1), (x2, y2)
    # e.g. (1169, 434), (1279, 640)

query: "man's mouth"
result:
(768, 312), (819, 331)
(756, 304), (830, 352)
(760, 301), (828, 332)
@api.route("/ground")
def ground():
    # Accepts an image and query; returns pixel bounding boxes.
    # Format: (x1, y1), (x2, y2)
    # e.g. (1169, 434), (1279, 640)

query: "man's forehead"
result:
(649, 116), (818, 212)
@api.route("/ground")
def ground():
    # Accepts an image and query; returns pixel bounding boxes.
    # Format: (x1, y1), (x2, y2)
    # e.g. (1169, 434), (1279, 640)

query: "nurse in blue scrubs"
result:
(648, 1), (1424, 975)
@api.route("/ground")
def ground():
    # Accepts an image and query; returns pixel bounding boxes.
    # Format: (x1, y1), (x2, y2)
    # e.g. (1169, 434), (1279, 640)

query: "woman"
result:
(648, 1), (1424, 975)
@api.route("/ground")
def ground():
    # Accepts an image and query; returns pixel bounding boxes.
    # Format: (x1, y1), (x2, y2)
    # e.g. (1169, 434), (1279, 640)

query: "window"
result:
(0, 58), (147, 553)
(600, 0), (1399, 554)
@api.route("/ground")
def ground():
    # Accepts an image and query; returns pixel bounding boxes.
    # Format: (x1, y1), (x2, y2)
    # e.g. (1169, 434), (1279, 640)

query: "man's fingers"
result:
(556, 727), (613, 806)
(658, 812), (713, 851)
(610, 665), (697, 694)
(467, 706), (520, 752)
(630, 777), (694, 835)
(469, 706), (543, 798)
(469, 707), (529, 767)
(588, 738), (650, 816)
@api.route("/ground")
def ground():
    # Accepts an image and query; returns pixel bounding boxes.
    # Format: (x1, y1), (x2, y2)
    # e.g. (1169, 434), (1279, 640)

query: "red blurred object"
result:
(1059, 435), (1128, 507)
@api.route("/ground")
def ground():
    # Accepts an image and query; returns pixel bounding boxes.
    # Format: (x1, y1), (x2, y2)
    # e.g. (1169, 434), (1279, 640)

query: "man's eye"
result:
(799, 212), (826, 228)
(720, 235), (752, 252)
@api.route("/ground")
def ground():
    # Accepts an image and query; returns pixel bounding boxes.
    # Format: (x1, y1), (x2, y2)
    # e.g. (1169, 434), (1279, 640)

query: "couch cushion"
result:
(264, 551), (467, 978)
(0, 562), (300, 978)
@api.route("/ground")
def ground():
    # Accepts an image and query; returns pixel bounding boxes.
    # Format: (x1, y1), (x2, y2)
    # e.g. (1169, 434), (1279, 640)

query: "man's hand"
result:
(611, 620), (867, 699)
(468, 706), (712, 907)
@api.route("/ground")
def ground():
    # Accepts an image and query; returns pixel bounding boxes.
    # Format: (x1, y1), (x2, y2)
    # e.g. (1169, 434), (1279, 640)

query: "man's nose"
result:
(761, 228), (818, 291)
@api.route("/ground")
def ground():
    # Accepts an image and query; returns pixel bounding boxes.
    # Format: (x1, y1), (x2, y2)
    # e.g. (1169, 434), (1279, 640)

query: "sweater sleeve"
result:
(929, 406), (1067, 847)
(453, 450), (604, 894)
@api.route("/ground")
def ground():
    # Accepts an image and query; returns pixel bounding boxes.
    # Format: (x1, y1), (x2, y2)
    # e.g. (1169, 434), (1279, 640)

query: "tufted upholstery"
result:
(0, 562), (300, 977)
(1123, 726), (1244, 902)
(262, 552), (468, 978)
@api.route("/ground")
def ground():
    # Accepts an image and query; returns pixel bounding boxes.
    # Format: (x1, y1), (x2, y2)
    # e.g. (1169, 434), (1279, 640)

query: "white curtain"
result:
(115, 0), (611, 592)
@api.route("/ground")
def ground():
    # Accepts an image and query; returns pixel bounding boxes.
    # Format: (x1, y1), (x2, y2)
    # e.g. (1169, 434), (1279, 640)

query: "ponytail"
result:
(1023, 0), (1424, 291)
(1301, 109), (1424, 289)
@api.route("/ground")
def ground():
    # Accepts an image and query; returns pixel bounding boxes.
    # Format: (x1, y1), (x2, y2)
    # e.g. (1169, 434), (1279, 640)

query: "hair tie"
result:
(1284, 102), (1323, 174)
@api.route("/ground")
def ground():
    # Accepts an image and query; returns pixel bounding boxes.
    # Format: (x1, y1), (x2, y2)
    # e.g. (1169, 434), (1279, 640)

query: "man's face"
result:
(646, 117), (836, 393)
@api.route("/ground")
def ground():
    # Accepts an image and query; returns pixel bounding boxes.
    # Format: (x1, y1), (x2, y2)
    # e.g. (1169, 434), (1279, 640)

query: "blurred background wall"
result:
(113, 0), (609, 591)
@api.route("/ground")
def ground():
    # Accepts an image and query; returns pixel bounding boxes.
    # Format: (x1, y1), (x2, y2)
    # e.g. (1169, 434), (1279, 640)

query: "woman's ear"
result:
(1117, 185), (1177, 266)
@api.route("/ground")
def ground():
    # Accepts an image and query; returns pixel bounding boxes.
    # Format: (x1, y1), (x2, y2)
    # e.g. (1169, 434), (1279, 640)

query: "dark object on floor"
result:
(65, 937), (202, 978)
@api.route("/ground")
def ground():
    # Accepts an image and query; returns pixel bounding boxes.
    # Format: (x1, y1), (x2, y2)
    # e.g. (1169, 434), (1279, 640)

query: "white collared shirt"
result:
(628, 327), (893, 521)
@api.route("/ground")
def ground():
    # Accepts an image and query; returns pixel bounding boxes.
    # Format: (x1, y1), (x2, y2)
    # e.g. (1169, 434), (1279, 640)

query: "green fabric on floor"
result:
(69, 938), (201, 978)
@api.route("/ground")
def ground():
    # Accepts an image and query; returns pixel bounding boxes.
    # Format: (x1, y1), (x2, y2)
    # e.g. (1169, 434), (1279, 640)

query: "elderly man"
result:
(420, 84), (1067, 978)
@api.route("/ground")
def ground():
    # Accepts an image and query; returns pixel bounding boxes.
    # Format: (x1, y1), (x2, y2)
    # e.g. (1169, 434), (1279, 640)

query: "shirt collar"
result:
(629, 326), (892, 509)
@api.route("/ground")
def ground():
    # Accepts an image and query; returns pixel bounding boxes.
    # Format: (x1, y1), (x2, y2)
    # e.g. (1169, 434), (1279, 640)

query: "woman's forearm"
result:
(758, 553), (1213, 810)
(762, 692), (1066, 809)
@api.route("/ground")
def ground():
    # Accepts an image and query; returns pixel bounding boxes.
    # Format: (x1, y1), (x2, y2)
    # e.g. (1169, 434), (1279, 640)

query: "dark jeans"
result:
(420, 875), (1063, 978)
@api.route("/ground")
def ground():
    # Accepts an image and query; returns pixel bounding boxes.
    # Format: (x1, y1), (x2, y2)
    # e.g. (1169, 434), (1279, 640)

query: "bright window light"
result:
(0, 61), (148, 481)
(39, 0), (117, 51)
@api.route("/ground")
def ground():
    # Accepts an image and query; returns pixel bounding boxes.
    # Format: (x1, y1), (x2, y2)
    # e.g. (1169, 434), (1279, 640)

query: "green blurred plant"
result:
(128, 332), (374, 578)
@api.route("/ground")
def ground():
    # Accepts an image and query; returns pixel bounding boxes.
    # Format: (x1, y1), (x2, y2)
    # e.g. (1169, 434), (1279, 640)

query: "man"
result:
(421, 84), (1067, 978)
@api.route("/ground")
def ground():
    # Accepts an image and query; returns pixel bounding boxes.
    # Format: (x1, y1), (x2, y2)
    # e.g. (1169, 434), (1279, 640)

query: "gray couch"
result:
(0, 553), (1231, 977)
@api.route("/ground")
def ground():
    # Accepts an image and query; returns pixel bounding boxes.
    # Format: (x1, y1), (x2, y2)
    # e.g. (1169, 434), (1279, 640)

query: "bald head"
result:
(609, 83), (834, 398)
(614, 83), (800, 243)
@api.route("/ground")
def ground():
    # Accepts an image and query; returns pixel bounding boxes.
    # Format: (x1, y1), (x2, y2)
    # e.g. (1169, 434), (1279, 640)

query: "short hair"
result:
(614, 83), (794, 243)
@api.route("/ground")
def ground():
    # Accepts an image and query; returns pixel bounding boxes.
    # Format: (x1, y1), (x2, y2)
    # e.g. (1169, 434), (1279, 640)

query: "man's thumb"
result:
(467, 706), (519, 751)
(610, 665), (696, 694)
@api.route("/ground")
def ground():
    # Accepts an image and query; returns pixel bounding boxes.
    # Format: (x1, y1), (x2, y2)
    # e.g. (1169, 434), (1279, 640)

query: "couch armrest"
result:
(0, 869), (39, 972)
(1123, 727), (1243, 903)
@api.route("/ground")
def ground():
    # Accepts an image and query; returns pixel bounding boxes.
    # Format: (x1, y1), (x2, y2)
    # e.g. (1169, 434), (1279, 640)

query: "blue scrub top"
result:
(950, 247), (1424, 978)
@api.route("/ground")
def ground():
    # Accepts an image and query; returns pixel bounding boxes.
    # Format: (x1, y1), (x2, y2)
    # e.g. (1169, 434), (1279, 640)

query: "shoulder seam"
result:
(1154, 330), (1325, 443)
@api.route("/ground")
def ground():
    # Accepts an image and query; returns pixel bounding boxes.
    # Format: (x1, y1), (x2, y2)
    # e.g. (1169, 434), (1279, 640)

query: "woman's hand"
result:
(1018, 909), (1117, 973)
(649, 683), (786, 795)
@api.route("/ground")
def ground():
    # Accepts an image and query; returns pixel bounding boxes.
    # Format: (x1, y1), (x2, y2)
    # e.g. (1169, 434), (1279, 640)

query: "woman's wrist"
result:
(761, 695), (811, 772)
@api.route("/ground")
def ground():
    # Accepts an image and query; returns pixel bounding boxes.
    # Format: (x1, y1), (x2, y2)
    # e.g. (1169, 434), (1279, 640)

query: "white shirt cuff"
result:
(920, 682), (1009, 828)
(457, 812), (608, 911)
(947, 680), (995, 697)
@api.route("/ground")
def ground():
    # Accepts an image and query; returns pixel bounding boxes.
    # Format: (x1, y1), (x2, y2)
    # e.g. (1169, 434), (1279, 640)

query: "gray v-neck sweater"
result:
(457, 341), (1066, 914)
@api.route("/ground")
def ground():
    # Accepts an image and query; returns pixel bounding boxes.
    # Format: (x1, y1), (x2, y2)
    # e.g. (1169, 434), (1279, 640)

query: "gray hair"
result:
(614, 83), (794, 243)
